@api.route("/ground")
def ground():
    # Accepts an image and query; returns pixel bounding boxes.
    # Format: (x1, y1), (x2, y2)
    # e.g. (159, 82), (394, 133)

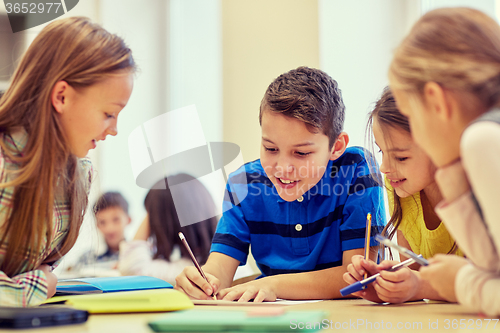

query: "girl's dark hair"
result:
(145, 174), (217, 264)
(367, 87), (457, 257)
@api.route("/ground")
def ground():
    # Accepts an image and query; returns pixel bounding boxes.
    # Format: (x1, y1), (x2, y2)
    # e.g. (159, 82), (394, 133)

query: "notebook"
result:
(55, 275), (172, 295)
(148, 309), (327, 332)
(42, 289), (193, 314)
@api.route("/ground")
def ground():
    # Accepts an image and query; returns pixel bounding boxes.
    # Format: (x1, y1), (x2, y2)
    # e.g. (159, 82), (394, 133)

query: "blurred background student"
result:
(118, 174), (218, 285)
(72, 192), (131, 273)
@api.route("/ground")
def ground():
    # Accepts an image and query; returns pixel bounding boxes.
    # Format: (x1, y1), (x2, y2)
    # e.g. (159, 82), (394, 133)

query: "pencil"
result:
(178, 232), (217, 300)
(364, 213), (372, 279)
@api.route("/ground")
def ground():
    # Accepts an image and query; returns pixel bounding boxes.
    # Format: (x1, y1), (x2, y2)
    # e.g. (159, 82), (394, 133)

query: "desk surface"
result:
(1, 299), (497, 333)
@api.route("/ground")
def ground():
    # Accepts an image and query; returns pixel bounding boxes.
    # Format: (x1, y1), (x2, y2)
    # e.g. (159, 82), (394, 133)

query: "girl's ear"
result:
(330, 132), (349, 160)
(423, 82), (452, 121)
(51, 81), (70, 114)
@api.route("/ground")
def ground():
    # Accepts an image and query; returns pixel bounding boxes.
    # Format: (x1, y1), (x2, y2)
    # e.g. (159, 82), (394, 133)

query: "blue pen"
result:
(340, 257), (417, 297)
(375, 234), (430, 267)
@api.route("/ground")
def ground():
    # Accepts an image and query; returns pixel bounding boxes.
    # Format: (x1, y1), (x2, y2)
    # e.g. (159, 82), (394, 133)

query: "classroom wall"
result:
(221, 0), (320, 163)
(319, 0), (421, 151)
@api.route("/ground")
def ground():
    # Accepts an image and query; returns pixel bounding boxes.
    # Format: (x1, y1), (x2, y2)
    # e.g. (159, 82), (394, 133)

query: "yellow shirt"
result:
(386, 179), (464, 259)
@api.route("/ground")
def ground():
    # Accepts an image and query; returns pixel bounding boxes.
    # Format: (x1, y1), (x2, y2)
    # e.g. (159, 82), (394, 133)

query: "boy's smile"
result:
(260, 109), (336, 202)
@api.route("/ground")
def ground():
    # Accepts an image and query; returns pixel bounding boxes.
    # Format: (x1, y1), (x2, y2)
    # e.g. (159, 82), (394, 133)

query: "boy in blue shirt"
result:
(175, 67), (385, 301)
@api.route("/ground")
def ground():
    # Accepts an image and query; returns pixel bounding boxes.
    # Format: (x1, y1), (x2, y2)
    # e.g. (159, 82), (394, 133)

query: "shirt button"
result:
(297, 196), (304, 202)
(295, 224), (302, 232)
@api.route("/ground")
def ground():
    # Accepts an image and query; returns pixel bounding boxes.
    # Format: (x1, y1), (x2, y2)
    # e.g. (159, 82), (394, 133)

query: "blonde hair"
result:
(0, 17), (135, 276)
(389, 7), (500, 110)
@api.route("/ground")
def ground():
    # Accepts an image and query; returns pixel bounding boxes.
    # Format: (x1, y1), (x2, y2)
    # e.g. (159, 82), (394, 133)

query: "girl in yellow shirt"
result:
(344, 87), (462, 303)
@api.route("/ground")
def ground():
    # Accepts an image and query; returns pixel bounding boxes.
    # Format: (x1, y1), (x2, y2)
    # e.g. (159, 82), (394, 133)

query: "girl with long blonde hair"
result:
(389, 7), (500, 316)
(0, 16), (135, 306)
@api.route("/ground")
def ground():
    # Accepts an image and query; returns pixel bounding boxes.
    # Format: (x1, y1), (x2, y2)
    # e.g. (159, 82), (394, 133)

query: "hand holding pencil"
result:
(343, 233), (429, 303)
(175, 232), (218, 300)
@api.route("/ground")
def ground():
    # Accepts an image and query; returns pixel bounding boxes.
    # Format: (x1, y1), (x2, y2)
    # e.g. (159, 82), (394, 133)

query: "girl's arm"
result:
(0, 267), (55, 306)
(133, 216), (150, 241)
(119, 240), (191, 285)
(435, 122), (500, 271)
(396, 231), (422, 271)
(430, 121), (500, 315)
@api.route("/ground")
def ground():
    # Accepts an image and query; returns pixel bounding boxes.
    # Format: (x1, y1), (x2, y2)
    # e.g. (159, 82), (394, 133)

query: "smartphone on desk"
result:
(0, 305), (88, 329)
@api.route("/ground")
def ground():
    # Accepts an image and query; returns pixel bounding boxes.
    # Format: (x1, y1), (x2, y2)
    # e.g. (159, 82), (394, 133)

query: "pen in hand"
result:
(340, 257), (418, 296)
(178, 232), (217, 300)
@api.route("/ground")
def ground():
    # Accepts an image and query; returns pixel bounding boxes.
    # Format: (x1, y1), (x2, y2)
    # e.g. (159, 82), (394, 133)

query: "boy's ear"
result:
(423, 82), (452, 121)
(51, 81), (70, 114)
(329, 132), (349, 161)
(127, 216), (132, 225)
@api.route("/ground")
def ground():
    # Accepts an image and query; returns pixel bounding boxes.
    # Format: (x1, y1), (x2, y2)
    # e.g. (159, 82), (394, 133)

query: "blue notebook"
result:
(55, 276), (172, 296)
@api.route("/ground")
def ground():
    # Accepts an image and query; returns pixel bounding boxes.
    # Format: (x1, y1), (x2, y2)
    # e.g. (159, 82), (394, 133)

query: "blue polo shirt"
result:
(211, 146), (386, 277)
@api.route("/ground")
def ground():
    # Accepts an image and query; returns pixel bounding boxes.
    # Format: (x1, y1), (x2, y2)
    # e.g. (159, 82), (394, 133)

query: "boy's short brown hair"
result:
(259, 66), (345, 149)
(93, 192), (129, 216)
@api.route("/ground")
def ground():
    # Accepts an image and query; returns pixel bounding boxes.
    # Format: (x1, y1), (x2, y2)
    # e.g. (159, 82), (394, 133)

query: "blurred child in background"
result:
(119, 174), (217, 285)
(72, 192), (131, 271)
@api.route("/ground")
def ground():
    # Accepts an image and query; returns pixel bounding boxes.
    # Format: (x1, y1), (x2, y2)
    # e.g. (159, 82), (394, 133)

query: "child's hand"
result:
(371, 260), (420, 303)
(217, 279), (277, 302)
(345, 255), (379, 280)
(343, 255), (384, 303)
(175, 266), (220, 300)
(420, 254), (469, 303)
(37, 264), (57, 298)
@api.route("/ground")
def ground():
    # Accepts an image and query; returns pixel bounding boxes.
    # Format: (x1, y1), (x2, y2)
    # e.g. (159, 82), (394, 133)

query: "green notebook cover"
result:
(148, 309), (328, 332)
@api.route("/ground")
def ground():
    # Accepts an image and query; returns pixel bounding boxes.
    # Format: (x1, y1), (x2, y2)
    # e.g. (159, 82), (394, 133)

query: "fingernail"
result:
(205, 288), (212, 295)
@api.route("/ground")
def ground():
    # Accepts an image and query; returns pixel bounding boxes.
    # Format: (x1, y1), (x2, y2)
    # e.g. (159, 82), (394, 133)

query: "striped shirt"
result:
(0, 130), (92, 306)
(211, 147), (386, 277)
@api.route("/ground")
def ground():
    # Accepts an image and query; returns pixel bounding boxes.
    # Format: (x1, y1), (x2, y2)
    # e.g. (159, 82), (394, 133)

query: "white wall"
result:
(422, 0), (495, 15)
(318, 0), (421, 150)
(96, 0), (169, 237)
(169, 0), (222, 145)
(58, 0), (171, 269)
(168, 0), (223, 203)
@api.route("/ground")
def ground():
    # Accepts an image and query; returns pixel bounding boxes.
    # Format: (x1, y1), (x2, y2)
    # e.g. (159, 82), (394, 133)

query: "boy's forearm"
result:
(202, 252), (239, 290)
(261, 266), (350, 300)
(202, 261), (232, 290)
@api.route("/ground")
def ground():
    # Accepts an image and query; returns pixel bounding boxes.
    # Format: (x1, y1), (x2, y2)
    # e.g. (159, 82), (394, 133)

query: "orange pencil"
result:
(364, 213), (372, 280)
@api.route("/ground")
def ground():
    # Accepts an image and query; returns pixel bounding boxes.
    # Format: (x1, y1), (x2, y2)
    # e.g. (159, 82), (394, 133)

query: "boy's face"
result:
(260, 108), (335, 202)
(95, 206), (131, 250)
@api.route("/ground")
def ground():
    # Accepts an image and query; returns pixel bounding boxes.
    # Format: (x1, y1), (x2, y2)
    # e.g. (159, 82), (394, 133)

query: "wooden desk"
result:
(1, 299), (497, 332)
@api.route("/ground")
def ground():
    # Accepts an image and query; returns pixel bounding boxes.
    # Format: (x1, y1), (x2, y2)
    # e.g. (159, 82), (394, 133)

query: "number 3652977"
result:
(5, 3), (62, 14)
